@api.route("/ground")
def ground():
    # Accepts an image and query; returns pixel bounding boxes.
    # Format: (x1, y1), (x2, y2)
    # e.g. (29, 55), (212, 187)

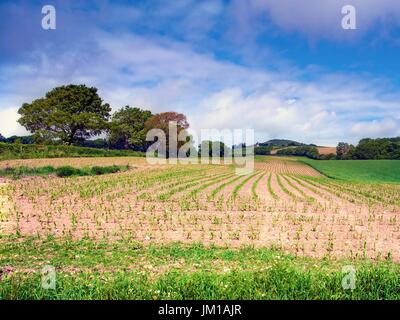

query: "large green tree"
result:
(18, 84), (111, 145)
(108, 106), (153, 150)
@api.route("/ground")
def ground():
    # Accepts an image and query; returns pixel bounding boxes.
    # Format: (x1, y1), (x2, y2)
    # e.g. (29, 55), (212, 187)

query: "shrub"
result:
(56, 166), (81, 177)
(318, 153), (336, 160)
(90, 165), (121, 175)
(255, 146), (272, 155)
(0, 165), (128, 179)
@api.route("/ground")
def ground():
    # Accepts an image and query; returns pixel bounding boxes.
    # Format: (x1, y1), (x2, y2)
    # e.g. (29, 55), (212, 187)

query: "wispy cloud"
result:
(230, 0), (400, 40)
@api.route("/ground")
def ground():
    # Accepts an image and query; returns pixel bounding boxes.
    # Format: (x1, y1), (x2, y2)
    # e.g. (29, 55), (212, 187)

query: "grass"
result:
(267, 173), (278, 199)
(0, 165), (129, 179)
(0, 142), (144, 160)
(0, 236), (399, 300)
(300, 158), (400, 184)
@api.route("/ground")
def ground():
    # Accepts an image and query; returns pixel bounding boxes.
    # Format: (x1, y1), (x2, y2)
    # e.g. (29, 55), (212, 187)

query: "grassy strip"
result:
(0, 236), (399, 299)
(276, 174), (300, 201)
(281, 175), (315, 203)
(135, 167), (208, 191)
(210, 175), (246, 198)
(288, 175), (324, 197)
(300, 176), (379, 206)
(0, 165), (129, 179)
(188, 173), (236, 198)
(322, 181), (383, 205)
(157, 171), (232, 201)
(267, 173), (278, 200)
(138, 168), (217, 200)
(0, 142), (144, 161)
(251, 172), (266, 200)
(296, 176), (363, 205)
(232, 172), (260, 199)
(287, 175), (339, 203)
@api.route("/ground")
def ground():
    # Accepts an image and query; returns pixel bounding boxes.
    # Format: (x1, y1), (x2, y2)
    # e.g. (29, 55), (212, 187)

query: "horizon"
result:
(1, 1), (400, 146)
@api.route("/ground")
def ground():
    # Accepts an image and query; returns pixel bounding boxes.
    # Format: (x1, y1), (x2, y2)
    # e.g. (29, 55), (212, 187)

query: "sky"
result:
(1, 0), (400, 146)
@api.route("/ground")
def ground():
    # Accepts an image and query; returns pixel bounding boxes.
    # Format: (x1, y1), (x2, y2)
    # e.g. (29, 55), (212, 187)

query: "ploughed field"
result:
(1, 156), (399, 262)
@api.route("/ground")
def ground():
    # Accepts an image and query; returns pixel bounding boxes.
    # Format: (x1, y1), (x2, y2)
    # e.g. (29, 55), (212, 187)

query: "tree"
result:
(353, 138), (380, 159)
(18, 84), (111, 145)
(334, 138), (400, 160)
(336, 142), (354, 159)
(255, 145), (272, 155)
(108, 106), (152, 150)
(199, 140), (231, 157)
(0, 133), (5, 143)
(145, 112), (189, 157)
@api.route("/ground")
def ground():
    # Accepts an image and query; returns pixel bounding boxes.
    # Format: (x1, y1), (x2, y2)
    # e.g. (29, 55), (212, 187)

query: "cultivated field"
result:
(1, 156), (399, 261)
(1, 156), (399, 299)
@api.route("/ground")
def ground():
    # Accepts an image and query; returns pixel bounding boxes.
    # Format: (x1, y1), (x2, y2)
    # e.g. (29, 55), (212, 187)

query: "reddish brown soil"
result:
(1, 158), (399, 262)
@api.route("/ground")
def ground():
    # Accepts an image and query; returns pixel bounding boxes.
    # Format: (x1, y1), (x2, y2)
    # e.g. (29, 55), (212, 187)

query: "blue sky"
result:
(1, 0), (400, 146)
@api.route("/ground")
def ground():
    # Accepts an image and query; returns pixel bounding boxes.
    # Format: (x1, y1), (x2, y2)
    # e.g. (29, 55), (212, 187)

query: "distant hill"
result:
(257, 139), (315, 148)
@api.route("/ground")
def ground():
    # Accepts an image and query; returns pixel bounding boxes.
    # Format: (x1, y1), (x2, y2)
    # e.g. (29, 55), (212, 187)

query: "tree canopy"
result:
(108, 106), (153, 150)
(335, 138), (400, 160)
(18, 84), (111, 145)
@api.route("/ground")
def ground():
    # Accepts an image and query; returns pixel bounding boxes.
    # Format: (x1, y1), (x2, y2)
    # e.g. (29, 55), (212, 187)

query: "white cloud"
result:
(351, 118), (400, 138)
(0, 108), (28, 137)
(230, 0), (400, 40)
(1, 31), (399, 146)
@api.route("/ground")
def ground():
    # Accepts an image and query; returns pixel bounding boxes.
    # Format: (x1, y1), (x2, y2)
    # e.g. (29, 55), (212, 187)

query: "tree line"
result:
(276, 146), (322, 159)
(9, 84), (189, 152)
(276, 138), (400, 160)
(1, 84), (248, 157)
(3, 84), (398, 160)
(336, 138), (400, 160)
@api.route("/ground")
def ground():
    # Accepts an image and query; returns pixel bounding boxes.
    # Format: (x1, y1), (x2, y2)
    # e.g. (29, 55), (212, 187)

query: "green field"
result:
(0, 143), (144, 160)
(300, 159), (400, 183)
(1, 236), (399, 300)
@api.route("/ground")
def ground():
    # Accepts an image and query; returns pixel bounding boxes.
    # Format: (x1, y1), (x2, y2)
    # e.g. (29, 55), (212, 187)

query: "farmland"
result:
(0, 155), (399, 299)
